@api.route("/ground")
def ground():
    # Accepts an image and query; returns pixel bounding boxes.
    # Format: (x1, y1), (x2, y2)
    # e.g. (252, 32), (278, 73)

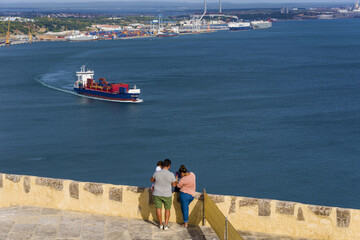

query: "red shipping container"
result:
(86, 79), (93, 88)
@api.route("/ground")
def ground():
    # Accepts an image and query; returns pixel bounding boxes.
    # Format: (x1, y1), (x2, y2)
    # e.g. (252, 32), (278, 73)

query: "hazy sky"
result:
(0, 0), (355, 2)
(0, 0), (353, 10)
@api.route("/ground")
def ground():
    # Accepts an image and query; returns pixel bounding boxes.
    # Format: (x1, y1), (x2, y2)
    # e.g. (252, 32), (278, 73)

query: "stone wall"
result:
(0, 173), (359, 240)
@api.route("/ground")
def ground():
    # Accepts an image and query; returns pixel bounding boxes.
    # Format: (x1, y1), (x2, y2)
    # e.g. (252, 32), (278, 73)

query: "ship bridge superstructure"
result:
(76, 65), (94, 86)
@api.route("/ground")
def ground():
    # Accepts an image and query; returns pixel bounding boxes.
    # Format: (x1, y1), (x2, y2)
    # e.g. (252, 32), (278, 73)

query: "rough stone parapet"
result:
(127, 186), (145, 193)
(337, 208), (350, 228)
(208, 194), (225, 203)
(258, 199), (271, 216)
(276, 201), (295, 215)
(35, 177), (63, 191)
(109, 187), (123, 202)
(0, 173), (359, 240)
(84, 182), (103, 195)
(239, 197), (258, 207)
(194, 192), (204, 200)
(23, 176), (31, 193)
(229, 197), (237, 214)
(297, 207), (305, 221)
(6, 174), (21, 183)
(69, 181), (79, 199)
(308, 205), (332, 217)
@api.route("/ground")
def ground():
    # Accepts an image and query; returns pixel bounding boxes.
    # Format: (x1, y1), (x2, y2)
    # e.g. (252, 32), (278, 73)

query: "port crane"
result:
(5, 20), (11, 46)
(191, 0), (238, 32)
(28, 26), (32, 44)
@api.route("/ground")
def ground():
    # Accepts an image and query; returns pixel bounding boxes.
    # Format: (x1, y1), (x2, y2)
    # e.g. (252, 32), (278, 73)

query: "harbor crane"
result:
(191, 0), (238, 32)
(28, 26), (32, 44)
(5, 20), (11, 46)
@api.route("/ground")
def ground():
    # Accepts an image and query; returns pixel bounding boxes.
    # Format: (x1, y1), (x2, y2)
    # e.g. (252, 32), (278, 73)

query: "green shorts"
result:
(153, 195), (172, 210)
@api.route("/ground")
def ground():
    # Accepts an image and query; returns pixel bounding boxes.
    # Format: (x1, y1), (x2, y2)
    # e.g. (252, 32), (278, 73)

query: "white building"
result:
(45, 30), (80, 36)
(318, 14), (334, 19)
(92, 25), (123, 31)
(281, 7), (289, 14)
(0, 17), (34, 22)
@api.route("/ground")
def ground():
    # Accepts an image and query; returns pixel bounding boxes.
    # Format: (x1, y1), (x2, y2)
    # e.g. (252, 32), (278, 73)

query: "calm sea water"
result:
(1, 19), (359, 209)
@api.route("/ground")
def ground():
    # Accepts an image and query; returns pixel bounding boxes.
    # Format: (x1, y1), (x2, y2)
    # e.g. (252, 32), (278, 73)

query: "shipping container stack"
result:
(89, 30), (155, 40)
(85, 77), (129, 93)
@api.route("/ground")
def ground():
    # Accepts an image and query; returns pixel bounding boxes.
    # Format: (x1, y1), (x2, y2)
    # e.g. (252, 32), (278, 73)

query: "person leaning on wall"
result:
(175, 165), (196, 228)
(150, 158), (177, 231)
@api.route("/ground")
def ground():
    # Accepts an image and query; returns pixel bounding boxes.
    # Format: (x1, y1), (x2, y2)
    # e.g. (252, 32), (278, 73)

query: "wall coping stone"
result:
(23, 176), (31, 193)
(127, 186), (146, 193)
(258, 199), (272, 216)
(6, 174), (22, 183)
(109, 187), (123, 202)
(239, 197), (258, 207)
(297, 207), (305, 221)
(84, 182), (103, 196)
(276, 201), (295, 215)
(336, 208), (350, 228)
(35, 177), (63, 191)
(308, 205), (332, 217)
(69, 181), (79, 199)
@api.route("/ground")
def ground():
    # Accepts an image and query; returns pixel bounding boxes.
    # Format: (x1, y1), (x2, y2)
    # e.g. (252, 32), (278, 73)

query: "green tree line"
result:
(34, 17), (92, 32)
(0, 21), (35, 35)
(0, 16), (159, 36)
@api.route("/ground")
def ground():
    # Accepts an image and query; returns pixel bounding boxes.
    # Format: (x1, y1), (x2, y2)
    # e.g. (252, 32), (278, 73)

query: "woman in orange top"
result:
(175, 165), (196, 227)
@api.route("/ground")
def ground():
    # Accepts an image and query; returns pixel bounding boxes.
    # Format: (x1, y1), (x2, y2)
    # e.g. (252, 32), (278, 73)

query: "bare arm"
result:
(150, 177), (155, 183)
(171, 181), (177, 187)
(176, 180), (183, 188)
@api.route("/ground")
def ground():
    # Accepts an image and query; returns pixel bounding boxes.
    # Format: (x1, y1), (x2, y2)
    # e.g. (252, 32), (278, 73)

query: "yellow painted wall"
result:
(0, 173), (358, 240)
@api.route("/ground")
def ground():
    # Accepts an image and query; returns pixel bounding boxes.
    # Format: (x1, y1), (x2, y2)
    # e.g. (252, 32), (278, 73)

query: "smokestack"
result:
(219, 0), (222, 13)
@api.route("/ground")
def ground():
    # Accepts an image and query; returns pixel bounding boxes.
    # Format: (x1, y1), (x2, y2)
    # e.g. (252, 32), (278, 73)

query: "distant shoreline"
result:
(0, 17), (358, 48)
(0, 30), (218, 47)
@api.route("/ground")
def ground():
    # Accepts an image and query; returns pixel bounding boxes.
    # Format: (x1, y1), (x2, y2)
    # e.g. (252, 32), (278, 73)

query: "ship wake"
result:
(35, 77), (76, 95)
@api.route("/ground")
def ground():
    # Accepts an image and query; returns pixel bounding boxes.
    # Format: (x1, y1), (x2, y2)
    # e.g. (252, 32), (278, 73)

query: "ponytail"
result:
(179, 165), (188, 173)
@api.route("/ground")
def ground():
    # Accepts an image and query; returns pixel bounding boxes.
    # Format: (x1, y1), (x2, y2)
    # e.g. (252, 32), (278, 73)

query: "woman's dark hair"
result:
(178, 165), (187, 173)
(157, 161), (163, 167)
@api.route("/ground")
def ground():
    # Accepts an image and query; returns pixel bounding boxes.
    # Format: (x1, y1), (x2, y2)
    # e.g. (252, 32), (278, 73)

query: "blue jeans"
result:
(180, 192), (194, 223)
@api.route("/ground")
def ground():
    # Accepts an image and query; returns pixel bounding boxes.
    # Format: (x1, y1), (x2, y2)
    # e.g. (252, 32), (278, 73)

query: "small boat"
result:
(73, 66), (142, 103)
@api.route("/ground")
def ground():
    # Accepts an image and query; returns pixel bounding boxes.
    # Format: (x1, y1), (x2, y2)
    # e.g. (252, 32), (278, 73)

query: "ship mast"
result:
(5, 20), (11, 46)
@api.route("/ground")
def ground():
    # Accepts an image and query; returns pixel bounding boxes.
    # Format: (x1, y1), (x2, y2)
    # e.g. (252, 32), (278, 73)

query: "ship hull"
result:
(157, 34), (178, 37)
(229, 27), (250, 31)
(67, 38), (97, 41)
(74, 88), (142, 103)
(66, 35), (98, 41)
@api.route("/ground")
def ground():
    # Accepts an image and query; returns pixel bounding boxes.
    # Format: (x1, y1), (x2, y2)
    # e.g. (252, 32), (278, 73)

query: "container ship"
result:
(228, 22), (251, 31)
(73, 66), (142, 103)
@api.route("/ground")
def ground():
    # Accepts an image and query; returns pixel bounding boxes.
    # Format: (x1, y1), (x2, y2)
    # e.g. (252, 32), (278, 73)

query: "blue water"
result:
(1, 19), (360, 209)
